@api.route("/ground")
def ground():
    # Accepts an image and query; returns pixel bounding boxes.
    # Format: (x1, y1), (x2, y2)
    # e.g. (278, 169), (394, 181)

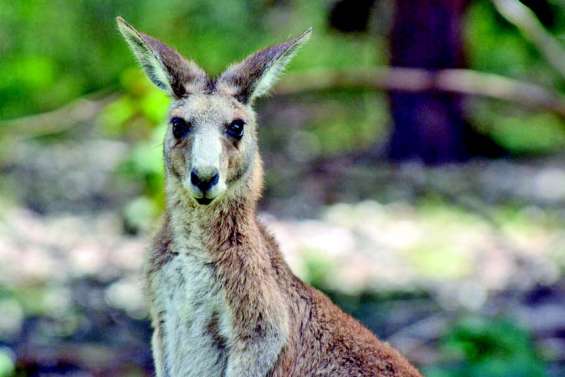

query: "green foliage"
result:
(301, 248), (337, 288)
(0, 0), (379, 120)
(100, 69), (169, 138)
(474, 109), (565, 154)
(465, 0), (565, 155)
(118, 123), (166, 229)
(0, 349), (14, 377)
(466, 0), (563, 86)
(426, 317), (547, 377)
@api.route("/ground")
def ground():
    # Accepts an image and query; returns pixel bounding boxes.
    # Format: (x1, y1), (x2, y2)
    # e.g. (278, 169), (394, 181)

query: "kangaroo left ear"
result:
(218, 28), (312, 105)
(116, 16), (208, 98)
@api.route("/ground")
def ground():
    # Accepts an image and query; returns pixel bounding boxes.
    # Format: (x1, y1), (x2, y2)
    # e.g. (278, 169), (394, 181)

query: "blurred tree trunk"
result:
(387, 0), (471, 164)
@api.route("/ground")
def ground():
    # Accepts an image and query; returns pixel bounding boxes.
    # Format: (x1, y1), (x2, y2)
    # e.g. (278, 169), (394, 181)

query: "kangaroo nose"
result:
(190, 168), (219, 193)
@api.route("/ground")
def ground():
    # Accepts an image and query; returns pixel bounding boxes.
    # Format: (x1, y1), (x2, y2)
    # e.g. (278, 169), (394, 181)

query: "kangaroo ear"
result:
(116, 17), (207, 98)
(218, 28), (312, 104)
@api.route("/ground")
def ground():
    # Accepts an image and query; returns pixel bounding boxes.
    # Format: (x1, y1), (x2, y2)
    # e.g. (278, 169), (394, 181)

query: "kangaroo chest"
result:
(150, 250), (231, 377)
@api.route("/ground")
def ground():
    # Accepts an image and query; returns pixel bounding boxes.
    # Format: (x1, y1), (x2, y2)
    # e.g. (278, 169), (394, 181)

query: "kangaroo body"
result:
(117, 17), (422, 377)
(148, 210), (421, 377)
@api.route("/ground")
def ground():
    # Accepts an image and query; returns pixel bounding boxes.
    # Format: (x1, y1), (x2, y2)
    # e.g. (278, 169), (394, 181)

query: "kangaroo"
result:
(117, 17), (422, 377)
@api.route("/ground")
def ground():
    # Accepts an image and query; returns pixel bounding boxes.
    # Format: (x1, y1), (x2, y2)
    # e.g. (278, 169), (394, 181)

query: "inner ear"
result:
(141, 34), (205, 98)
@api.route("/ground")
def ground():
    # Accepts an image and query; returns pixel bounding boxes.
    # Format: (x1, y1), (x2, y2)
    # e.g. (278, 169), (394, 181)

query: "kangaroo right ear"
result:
(116, 17), (207, 98)
(218, 28), (312, 105)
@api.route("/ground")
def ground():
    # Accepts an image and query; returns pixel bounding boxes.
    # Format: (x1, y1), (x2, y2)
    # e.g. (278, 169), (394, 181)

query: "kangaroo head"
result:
(117, 17), (311, 206)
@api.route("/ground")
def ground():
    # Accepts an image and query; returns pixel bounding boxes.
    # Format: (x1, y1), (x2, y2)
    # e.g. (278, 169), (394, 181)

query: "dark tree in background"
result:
(330, 0), (506, 165)
(387, 0), (470, 164)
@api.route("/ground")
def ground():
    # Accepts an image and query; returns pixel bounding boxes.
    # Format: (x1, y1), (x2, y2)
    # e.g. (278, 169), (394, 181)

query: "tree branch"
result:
(1, 66), (564, 139)
(275, 68), (565, 117)
(491, 0), (565, 78)
(0, 90), (118, 140)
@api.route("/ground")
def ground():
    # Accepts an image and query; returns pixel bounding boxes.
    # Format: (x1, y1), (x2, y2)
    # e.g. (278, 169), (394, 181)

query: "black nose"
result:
(191, 168), (219, 193)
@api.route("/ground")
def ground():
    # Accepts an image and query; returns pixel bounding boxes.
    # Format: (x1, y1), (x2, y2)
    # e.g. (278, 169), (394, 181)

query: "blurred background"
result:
(1, 0), (565, 376)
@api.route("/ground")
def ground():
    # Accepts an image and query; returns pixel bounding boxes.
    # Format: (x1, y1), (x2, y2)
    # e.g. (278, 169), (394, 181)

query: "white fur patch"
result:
(149, 231), (232, 377)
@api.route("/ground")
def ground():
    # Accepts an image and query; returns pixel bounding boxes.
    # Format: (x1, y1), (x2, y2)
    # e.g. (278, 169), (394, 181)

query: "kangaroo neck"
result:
(167, 181), (260, 258)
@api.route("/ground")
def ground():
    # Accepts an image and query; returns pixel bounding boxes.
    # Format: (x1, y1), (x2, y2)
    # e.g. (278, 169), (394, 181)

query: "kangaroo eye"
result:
(226, 119), (245, 140)
(171, 117), (191, 139)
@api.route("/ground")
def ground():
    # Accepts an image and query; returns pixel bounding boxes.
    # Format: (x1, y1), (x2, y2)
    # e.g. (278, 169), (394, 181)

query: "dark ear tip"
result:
(116, 16), (135, 32)
(302, 27), (313, 38)
(292, 27), (312, 45)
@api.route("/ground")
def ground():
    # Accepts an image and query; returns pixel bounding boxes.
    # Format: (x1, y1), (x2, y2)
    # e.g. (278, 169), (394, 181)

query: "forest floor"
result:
(1, 137), (565, 376)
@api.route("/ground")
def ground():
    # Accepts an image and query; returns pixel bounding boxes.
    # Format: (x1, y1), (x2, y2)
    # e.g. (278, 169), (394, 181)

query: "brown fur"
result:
(118, 16), (422, 377)
(146, 191), (422, 376)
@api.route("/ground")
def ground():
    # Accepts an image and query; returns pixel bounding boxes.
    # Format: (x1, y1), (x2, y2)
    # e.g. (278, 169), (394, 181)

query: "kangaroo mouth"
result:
(196, 197), (214, 205)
